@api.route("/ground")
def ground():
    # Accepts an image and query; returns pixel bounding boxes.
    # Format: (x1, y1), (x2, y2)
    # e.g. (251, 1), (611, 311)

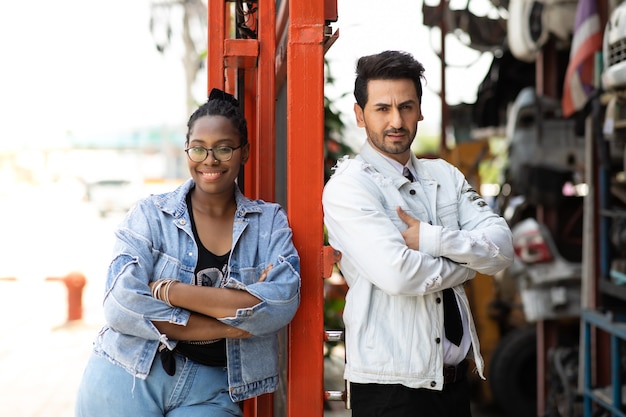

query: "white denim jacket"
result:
(322, 141), (513, 390)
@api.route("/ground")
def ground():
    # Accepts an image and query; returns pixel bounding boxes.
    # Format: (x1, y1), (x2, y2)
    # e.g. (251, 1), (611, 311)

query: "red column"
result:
(286, 1), (326, 416)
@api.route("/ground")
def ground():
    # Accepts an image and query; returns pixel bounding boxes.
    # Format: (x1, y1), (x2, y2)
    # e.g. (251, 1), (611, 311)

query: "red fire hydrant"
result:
(46, 272), (87, 321)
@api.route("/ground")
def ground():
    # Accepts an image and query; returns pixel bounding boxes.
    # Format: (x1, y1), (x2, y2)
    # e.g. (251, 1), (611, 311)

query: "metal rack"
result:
(581, 91), (626, 416)
(582, 309), (626, 417)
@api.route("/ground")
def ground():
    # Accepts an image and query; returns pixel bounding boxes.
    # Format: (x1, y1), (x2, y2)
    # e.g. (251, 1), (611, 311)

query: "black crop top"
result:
(174, 191), (230, 367)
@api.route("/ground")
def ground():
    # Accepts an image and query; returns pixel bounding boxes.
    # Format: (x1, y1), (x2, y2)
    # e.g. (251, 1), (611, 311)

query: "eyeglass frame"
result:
(184, 144), (244, 162)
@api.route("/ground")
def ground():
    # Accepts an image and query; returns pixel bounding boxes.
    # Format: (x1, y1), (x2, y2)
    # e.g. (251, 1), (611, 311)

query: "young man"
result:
(322, 50), (514, 417)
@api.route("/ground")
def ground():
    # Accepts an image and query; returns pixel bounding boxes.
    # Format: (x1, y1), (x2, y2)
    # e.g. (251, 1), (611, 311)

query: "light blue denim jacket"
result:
(92, 179), (301, 402)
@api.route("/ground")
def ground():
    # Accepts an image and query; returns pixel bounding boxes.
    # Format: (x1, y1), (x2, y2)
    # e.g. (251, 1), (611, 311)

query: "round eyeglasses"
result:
(184, 145), (243, 162)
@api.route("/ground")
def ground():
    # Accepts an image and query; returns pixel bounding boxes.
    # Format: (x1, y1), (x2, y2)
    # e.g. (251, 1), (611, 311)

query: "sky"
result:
(0, 0), (188, 149)
(0, 0), (496, 151)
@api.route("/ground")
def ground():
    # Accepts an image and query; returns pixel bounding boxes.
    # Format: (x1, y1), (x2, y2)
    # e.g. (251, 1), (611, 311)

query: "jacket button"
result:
(436, 297), (442, 304)
(430, 381), (437, 387)
(435, 337), (441, 343)
(409, 190), (416, 195)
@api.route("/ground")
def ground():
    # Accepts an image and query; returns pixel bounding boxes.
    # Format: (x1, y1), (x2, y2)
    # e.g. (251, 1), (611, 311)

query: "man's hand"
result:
(397, 207), (421, 250)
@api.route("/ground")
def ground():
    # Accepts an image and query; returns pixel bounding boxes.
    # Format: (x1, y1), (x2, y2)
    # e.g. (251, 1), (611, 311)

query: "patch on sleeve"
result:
(463, 186), (490, 210)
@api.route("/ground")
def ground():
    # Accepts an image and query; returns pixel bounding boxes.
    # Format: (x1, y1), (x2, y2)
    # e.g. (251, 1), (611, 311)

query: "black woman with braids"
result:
(76, 89), (301, 417)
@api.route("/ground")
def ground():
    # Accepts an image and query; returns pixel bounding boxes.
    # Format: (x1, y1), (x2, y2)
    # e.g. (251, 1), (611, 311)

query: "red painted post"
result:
(286, 1), (326, 416)
(46, 272), (87, 321)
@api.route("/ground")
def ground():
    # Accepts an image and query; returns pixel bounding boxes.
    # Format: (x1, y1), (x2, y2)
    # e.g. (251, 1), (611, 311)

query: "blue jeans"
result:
(75, 351), (243, 417)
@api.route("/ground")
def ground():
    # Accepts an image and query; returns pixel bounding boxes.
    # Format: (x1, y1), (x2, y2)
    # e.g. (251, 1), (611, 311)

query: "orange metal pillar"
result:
(252, 0), (276, 201)
(208, 2), (275, 202)
(286, 0), (326, 416)
(208, 2), (328, 416)
(242, 3), (278, 415)
(207, 1), (226, 91)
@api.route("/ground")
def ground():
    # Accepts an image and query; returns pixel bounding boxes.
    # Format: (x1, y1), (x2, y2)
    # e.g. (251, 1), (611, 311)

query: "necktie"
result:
(404, 166), (463, 346)
(443, 289), (463, 346)
(403, 167), (415, 182)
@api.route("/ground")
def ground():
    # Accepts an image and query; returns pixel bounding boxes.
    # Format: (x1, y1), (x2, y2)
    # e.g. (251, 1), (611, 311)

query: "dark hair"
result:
(185, 88), (248, 145)
(354, 50), (426, 109)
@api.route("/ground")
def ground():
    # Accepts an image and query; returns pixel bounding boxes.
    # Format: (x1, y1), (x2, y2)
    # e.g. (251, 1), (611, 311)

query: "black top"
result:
(174, 191), (230, 367)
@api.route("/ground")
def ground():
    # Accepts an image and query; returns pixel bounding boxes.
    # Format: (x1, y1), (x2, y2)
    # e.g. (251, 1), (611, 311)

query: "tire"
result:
(489, 326), (537, 417)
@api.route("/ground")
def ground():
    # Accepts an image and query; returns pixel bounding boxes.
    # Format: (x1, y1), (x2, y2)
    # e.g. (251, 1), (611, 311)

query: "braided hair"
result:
(185, 88), (248, 146)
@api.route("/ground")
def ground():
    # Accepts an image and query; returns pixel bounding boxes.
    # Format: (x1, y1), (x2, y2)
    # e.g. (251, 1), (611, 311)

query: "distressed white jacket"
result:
(322, 141), (513, 390)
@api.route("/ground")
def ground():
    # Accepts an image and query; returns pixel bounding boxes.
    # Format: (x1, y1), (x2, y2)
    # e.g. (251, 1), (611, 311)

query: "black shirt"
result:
(174, 191), (230, 367)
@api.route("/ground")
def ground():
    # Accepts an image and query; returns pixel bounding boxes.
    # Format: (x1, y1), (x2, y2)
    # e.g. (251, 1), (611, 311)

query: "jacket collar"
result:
(153, 178), (261, 218)
(358, 140), (437, 188)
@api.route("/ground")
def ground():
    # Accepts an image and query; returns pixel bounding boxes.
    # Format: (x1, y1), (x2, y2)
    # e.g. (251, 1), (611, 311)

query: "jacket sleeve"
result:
(418, 166), (514, 276)
(323, 172), (474, 296)
(102, 202), (191, 343)
(218, 206), (301, 337)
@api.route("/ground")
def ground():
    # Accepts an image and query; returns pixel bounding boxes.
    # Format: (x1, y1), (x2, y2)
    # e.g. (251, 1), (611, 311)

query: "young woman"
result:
(75, 89), (301, 417)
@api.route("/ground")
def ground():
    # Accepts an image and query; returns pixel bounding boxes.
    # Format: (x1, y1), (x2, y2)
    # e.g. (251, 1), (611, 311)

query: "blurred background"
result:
(0, 0), (499, 415)
(0, 0), (494, 312)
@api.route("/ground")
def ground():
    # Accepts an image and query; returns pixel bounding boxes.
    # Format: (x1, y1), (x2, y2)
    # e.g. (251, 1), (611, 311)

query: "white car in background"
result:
(85, 178), (143, 217)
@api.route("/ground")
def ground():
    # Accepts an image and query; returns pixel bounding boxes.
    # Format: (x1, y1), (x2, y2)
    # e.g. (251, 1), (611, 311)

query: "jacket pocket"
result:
(437, 201), (460, 230)
(152, 252), (185, 282)
(385, 207), (429, 231)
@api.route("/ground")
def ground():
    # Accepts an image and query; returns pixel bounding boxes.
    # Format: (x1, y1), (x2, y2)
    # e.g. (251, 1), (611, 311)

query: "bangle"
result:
(151, 279), (164, 299)
(151, 279), (167, 300)
(151, 279), (176, 307)
(162, 279), (175, 307)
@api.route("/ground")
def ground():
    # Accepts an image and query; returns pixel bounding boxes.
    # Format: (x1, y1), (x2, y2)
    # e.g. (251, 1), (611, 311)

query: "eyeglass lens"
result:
(187, 146), (234, 162)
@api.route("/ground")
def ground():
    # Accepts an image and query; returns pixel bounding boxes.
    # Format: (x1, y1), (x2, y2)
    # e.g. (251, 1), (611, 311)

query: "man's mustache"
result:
(384, 128), (409, 135)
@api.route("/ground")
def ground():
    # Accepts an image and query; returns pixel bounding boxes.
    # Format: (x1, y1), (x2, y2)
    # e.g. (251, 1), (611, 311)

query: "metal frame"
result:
(582, 310), (626, 417)
(206, 1), (328, 416)
(285, 1), (326, 415)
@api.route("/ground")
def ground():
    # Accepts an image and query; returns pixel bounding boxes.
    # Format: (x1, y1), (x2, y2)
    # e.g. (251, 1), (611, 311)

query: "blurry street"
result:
(0, 182), (153, 416)
(0, 184), (120, 416)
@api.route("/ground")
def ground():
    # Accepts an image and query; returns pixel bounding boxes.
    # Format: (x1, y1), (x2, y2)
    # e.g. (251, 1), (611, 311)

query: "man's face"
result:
(354, 78), (423, 165)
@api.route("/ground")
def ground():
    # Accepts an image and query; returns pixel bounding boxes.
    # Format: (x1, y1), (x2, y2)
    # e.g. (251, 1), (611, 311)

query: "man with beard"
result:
(322, 50), (513, 417)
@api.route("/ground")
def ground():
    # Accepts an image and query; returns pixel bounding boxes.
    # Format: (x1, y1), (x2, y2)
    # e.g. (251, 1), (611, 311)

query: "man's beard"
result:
(366, 127), (415, 155)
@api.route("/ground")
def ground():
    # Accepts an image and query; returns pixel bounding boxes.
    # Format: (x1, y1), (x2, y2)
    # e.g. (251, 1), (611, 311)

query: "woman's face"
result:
(186, 115), (249, 197)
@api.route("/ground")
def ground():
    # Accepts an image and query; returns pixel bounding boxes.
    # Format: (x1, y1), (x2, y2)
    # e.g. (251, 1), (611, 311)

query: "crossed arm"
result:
(150, 265), (272, 341)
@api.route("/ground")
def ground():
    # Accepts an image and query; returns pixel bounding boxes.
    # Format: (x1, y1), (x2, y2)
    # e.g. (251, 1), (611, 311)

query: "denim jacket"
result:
(322, 141), (513, 390)
(93, 179), (301, 402)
